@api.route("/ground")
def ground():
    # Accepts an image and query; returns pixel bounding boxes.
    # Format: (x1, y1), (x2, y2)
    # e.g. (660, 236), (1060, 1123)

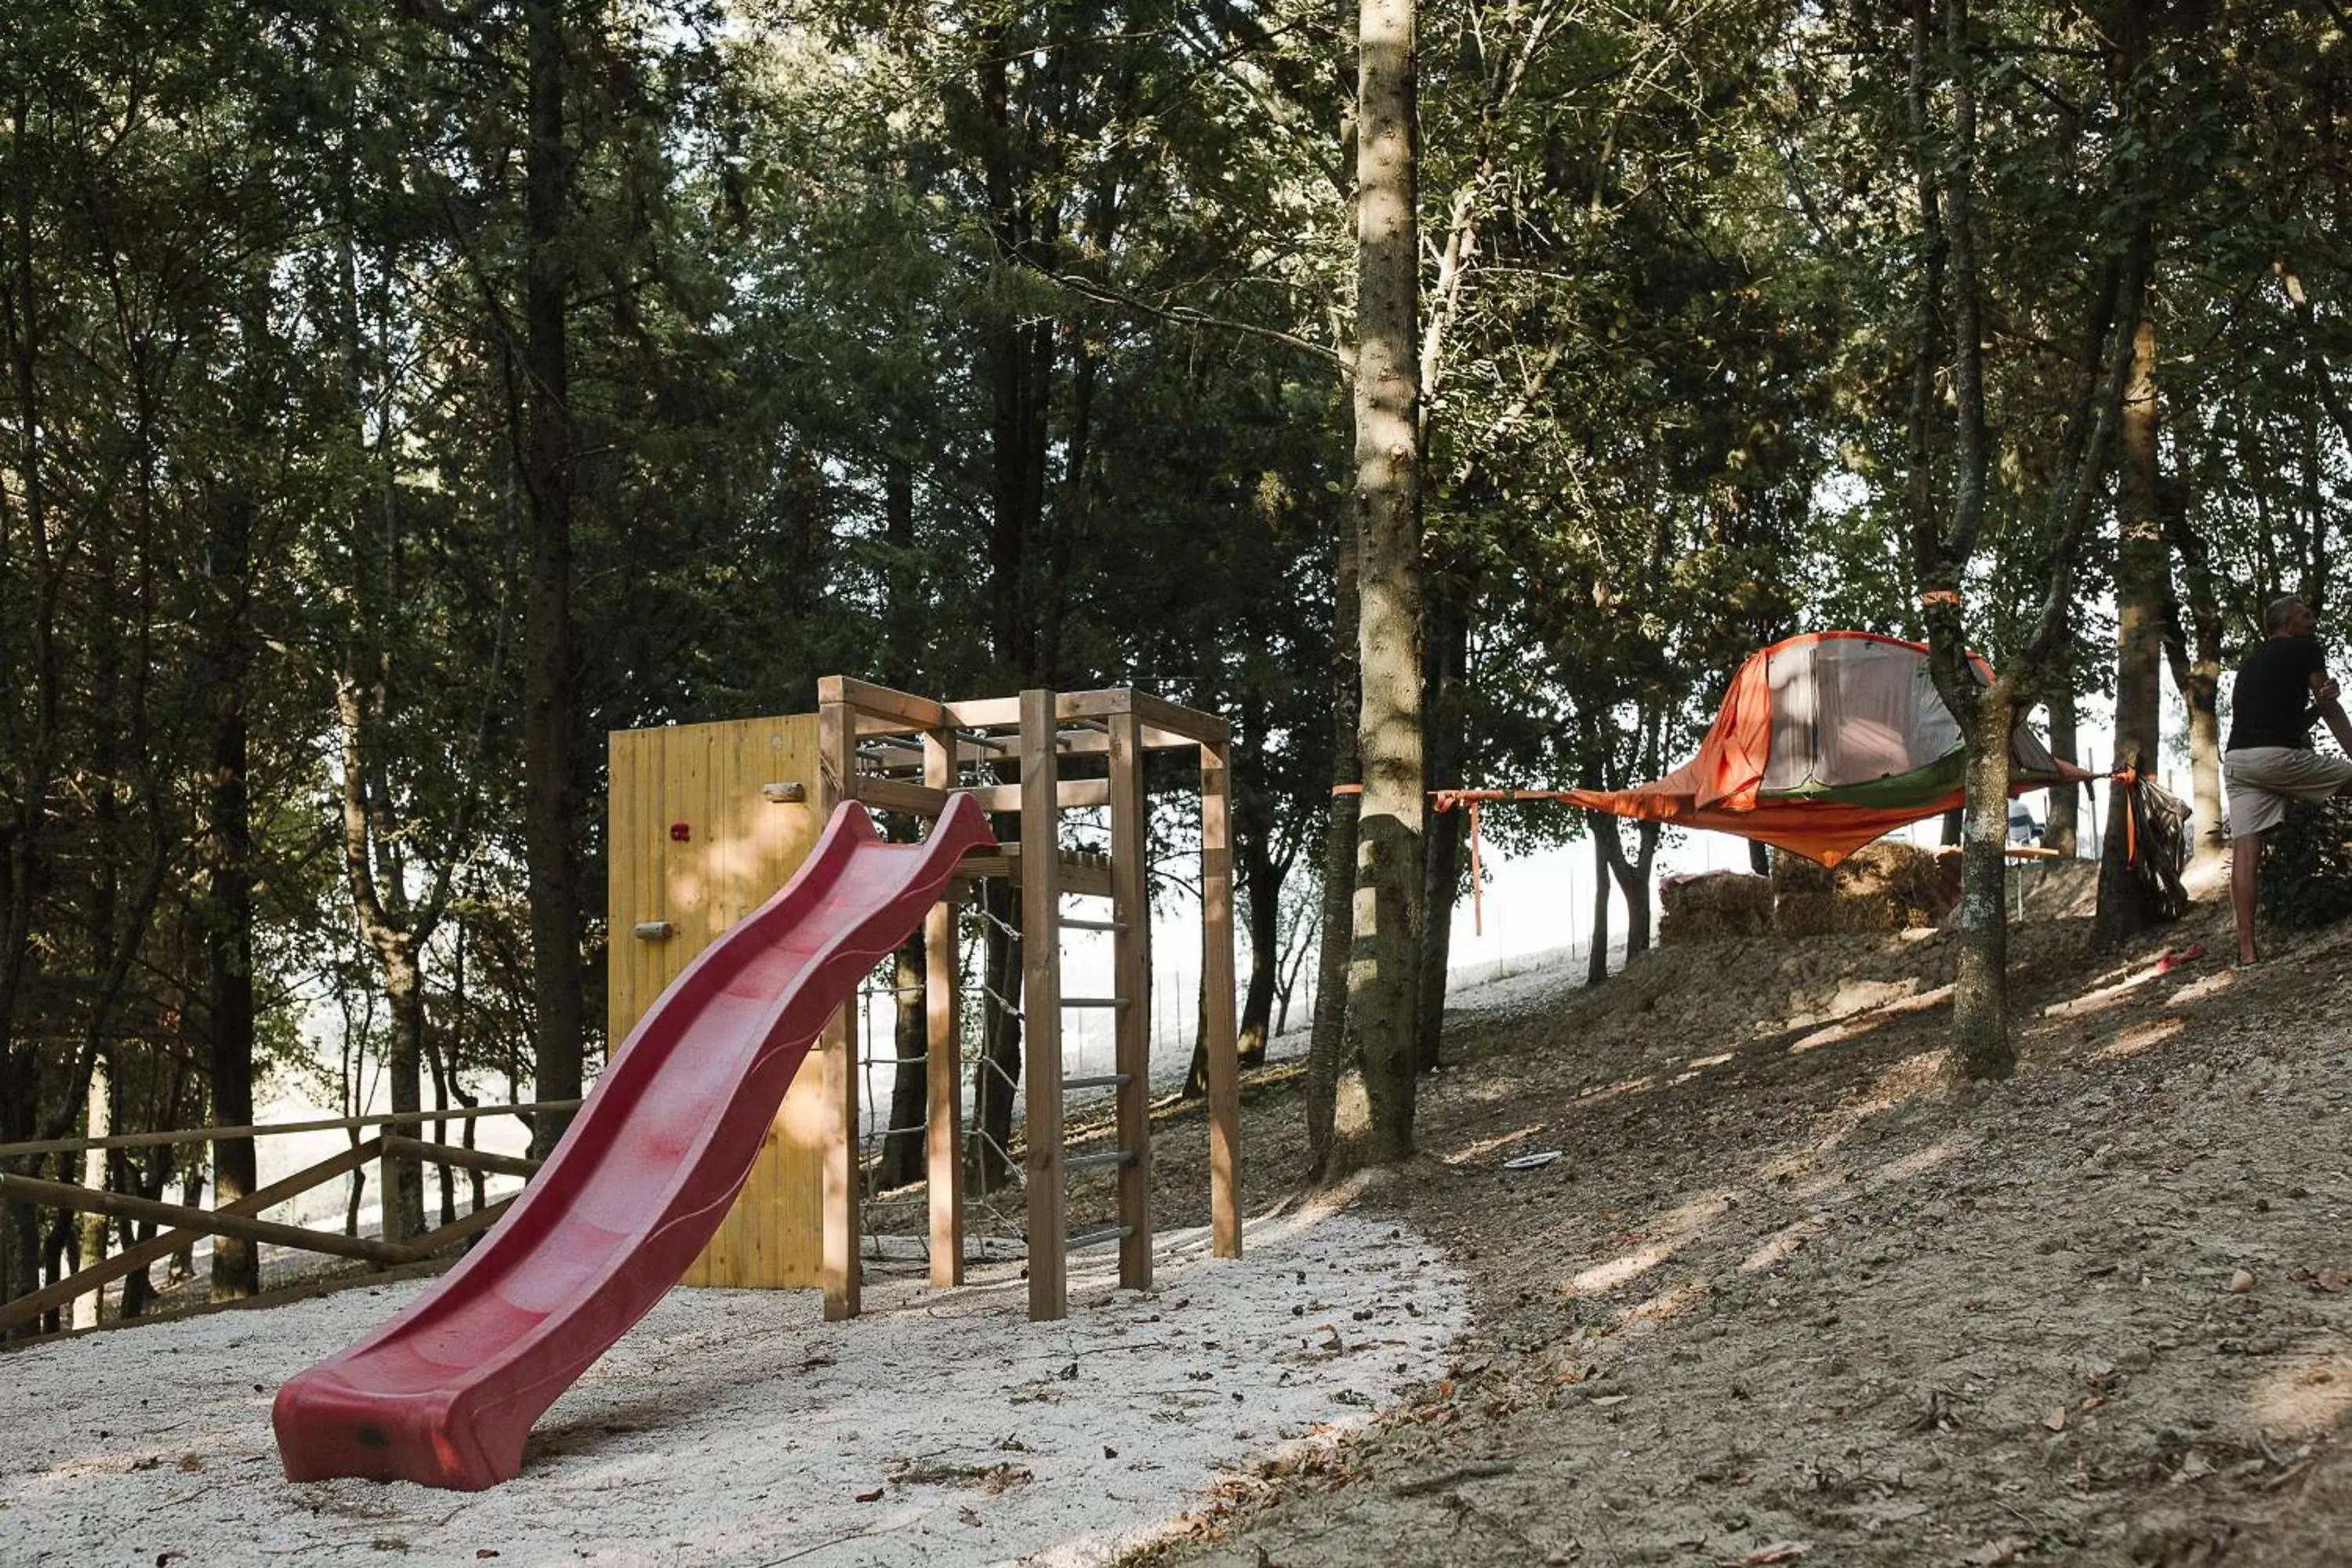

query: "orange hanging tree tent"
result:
(1446, 631), (2095, 868)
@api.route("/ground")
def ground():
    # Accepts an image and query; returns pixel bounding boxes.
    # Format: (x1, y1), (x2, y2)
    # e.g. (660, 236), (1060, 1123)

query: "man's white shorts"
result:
(2224, 746), (2352, 837)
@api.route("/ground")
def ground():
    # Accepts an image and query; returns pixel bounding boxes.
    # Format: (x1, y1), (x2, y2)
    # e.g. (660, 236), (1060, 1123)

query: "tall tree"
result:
(1907, 0), (2146, 1076)
(520, 0), (586, 1158)
(1335, 0), (1425, 1172)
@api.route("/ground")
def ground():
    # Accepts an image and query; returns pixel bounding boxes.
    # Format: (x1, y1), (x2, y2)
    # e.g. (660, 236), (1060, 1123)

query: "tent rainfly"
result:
(1538, 631), (2089, 867)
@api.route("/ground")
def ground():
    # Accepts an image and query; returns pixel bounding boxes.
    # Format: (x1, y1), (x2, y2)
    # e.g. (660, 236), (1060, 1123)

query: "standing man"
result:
(2224, 595), (2352, 964)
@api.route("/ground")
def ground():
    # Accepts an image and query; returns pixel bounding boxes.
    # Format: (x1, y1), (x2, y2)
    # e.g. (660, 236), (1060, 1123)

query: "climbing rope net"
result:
(850, 806), (1133, 1276)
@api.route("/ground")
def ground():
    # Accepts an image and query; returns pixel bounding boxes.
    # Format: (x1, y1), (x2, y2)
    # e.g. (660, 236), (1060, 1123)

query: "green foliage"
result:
(2259, 799), (2352, 933)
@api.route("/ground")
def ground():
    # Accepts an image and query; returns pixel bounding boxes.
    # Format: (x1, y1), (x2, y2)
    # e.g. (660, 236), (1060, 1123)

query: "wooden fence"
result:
(0, 1099), (578, 1338)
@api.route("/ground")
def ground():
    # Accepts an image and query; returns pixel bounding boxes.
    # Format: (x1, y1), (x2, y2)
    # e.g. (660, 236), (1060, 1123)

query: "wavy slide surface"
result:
(274, 796), (993, 1490)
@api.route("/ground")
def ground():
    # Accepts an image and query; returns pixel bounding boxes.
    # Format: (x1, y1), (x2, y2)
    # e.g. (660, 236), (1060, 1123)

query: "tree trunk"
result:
(2158, 464), (2228, 872)
(1585, 821), (1612, 986)
(877, 934), (927, 1190)
(335, 670), (431, 1241)
(1415, 592), (1466, 1073)
(1237, 830), (1280, 1071)
(1950, 694), (2017, 1079)
(1604, 820), (1660, 958)
(2101, 296), (2164, 942)
(2045, 655), (2082, 855)
(203, 382), (260, 1302)
(1331, 0), (1423, 1175)
(71, 1052), (109, 1329)
(0, 82), (60, 1334)
(522, 0), (585, 1158)
(384, 949), (427, 1236)
(1305, 513), (1362, 1173)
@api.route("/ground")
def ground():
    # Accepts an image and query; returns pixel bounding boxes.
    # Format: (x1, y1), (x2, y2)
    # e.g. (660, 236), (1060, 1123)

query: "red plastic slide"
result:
(273, 796), (993, 1490)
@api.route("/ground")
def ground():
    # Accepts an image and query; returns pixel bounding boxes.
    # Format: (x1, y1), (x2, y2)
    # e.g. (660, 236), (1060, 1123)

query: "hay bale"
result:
(1770, 842), (1952, 936)
(1658, 871), (1774, 944)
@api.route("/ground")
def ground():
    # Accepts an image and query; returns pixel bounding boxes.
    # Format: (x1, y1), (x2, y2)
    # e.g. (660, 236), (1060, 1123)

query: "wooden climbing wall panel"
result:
(608, 713), (830, 1288)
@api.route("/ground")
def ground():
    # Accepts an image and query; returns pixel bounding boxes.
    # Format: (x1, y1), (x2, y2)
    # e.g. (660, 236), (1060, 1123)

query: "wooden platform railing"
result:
(0, 1099), (576, 1337)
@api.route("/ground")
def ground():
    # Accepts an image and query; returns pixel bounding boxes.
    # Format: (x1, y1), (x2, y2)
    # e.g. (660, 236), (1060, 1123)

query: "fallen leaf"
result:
(2043, 1406), (2067, 1432)
(2315, 1270), (2352, 1293)
(1962, 1536), (2031, 1566)
(856, 1486), (885, 1503)
(1738, 1544), (1813, 1566)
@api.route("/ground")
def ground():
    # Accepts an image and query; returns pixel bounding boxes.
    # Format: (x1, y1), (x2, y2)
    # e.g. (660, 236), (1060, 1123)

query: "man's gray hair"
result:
(2264, 595), (2307, 633)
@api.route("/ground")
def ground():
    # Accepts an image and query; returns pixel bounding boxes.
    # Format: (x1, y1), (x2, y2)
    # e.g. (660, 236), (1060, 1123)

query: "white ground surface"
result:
(1, 1207), (1465, 1568)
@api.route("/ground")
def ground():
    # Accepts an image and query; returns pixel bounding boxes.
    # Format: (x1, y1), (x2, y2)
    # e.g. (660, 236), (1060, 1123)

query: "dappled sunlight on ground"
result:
(2088, 1015), (2187, 1065)
(1559, 1186), (1745, 1299)
(1149, 904), (2352, 1568)
(1736, 1214), (1828, 1276)
(2245, 1338), (2352, 1443)
(1613, 1277), (1710, 1330)
(1439, 1123), (1552, 1167)
(1572, 1072), (1657, 1107)
(1788, 986), (1951, 1054)
(2038, 956), (2171, 1020)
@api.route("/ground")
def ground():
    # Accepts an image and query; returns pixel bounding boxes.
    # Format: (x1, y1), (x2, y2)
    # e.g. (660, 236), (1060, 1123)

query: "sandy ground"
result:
(1138, 898), (2352, 1567)
(0, 1208), (1467, 1567)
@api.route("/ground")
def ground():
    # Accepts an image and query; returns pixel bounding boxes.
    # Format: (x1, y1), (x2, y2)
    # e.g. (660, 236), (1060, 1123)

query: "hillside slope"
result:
(1145, 898), (2352, 1567)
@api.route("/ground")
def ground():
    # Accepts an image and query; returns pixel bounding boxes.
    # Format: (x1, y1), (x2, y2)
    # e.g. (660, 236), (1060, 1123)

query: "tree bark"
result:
(1601, 818), (1660, 959)
(1950, 693), (2017, 1079)
(2158, 479), (2227, 870)
(2045, 637), (2082, 855)
(1415, 588), (1467, 1073)
(1237, 822), (1282, 1072)
(876, 933), (927, 1190)
(71, 1052), (108, 1329)
(1585, 821), (1612, 986)
(522, 0), (586, 1157)
(1, 81), (61, 1327)
(1305, 511), (1361, 1173)
(1331, 0), (1423, 1175)
(203, 467), (260, 1301)
(2101, 296), (2164, 940)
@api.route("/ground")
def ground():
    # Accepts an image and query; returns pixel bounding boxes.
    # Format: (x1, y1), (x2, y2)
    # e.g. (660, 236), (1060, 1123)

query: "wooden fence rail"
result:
(0, 1102), (569, 1338)
(0, 1098), (583, 1160)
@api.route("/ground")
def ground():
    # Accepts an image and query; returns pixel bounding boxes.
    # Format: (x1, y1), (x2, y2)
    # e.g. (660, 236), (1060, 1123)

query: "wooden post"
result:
(1108, 706), (1153, 1289)
(1200, 735), (1241, 1259)
(1020, 688), (1067, 1321)
(379, 1142), (405, 1250)
(818, 689), (860, 1320)
(924, 728), (965, 1288)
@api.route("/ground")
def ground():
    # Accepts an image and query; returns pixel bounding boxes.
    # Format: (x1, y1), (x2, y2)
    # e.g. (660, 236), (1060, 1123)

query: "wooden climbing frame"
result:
(811, 678), (1240, 1324)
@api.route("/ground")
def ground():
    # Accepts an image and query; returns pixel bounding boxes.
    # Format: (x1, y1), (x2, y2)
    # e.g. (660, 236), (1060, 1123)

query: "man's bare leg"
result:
(2231, 832), (2263, 964)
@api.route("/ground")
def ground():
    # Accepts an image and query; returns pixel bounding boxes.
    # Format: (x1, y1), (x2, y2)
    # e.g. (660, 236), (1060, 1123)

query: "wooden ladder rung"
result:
(1064, 1149), (1135, 1174)
(1066, 1222), (1134, 1252)
(1057, 916), (1127, 933)
(1063, 1073), (1132, 1092)
(1060, 996), (1127, 1010)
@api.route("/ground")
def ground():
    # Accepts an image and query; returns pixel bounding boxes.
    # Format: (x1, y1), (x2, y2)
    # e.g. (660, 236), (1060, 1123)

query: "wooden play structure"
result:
(608, 677), (1240, 1323)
